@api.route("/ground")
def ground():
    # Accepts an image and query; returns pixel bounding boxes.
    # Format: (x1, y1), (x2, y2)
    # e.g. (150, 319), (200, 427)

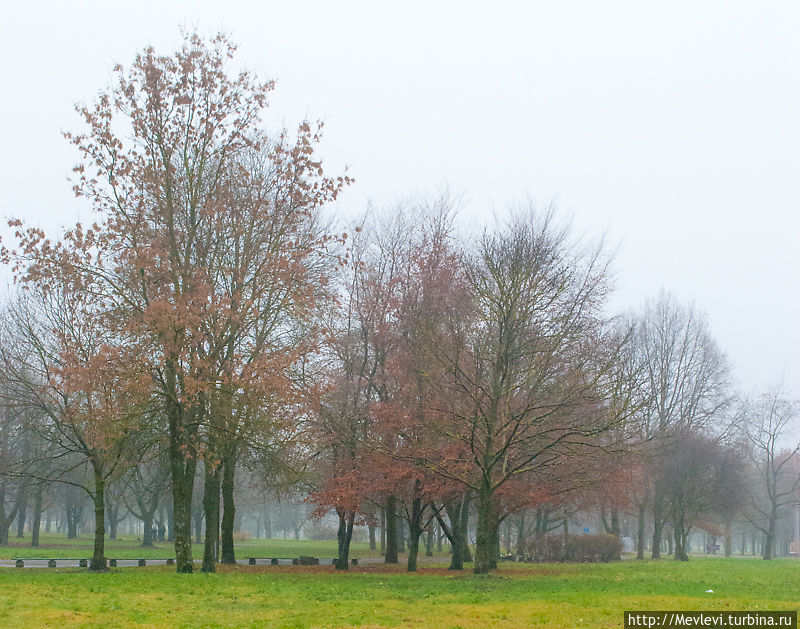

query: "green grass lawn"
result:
(0, 558), (797, 628)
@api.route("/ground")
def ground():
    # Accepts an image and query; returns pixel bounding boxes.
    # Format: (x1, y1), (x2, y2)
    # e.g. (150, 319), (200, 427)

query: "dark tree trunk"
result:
(171, 457), (196, 573)
(474, 480), (495, 574)
(436, 490), (472, 570)
(167, 383), (199, 574)
(380, 507), (386, 555)
(384, 495), (398, 563)
(90, 465), (108, 572)
(16, 490), (27, 538)
(335, 508), (355, 570)
(31, 486), (43, 548)
(398, 517), (405, 553)
(106, 500), (120, 541)
(651, 495), (664, 559)
(406, 486), (424, 572)
(142, 513), (154, 547)
(610, 508), (620, 536)
(66, 503), (81, 539)
(724, 521), (732, 557)
(460, 494), (472, 563)
(763, 510), (777, 560)
(673, 524), (689, 561)
(202, 462), (221, 573)
(636, 501), (647, 560)
(220, 449), (237, 565)
(368, 522), (376, 550)
(425, 528), (433, 557)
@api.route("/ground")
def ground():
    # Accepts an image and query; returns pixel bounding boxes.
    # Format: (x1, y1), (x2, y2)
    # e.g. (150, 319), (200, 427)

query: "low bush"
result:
(524, 534), (622, 562)
(307, 523), (338, 541)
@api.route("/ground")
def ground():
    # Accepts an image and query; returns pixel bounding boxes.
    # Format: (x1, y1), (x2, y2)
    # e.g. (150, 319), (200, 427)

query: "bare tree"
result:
(634, 292), (730, 558)
(413, 207), (636, 573)
(740, 385), (800, 559)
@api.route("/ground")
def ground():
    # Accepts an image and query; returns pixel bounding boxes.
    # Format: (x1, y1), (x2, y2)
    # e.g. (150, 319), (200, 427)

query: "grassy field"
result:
(0, 557), (797, 628)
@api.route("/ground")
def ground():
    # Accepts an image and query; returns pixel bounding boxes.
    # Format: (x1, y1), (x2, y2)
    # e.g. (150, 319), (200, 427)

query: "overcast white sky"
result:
(1, 1), (798, 395)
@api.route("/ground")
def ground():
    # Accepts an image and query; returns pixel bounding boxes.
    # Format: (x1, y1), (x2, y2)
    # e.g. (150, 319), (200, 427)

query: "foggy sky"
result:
(0, 1), (797, 395)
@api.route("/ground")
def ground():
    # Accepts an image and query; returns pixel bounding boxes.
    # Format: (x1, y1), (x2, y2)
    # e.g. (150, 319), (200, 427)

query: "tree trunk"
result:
(202, 462), (221, 573)
(425, 528), (434, 557)
(406, 488), (423, 572)
(434, 491), (472, 570)
(651, 495), (664, 559)
(167, 380), (199, 574)
(335, 508), (354, 570)
(380, 507), (386, 555)
(66, 506), (79, 539)
(142, 512), (155, 547)
(610, 508), (620, 536)
(90, 465), (108, 572)
(460, 494), (473, 563)
(368, 522), (376, 551)
(16, 490), (27, 538)
(474, 480), (495, 574)
(763, 510), (777, 560)
(220, 449), (237, 565)
(384, 495), (398, 563)
(636, 501), (646, 560)
(724, 521), (732, 557)
(106, 499), (120, 541)
(398, 517), (405, 553)
(673, 524), (689, 561)
(31, 486), (43, 548)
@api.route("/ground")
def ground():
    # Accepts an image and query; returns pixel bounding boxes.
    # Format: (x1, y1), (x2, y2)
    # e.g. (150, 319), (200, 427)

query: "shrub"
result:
(307, 523), (338, 541)
(233, 530), (252, 542)
(524, 534), (622, 563)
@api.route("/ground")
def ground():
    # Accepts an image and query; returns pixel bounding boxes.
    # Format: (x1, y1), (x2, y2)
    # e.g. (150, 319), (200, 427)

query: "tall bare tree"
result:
(412, 207), (636, 573)
(740, 385), (800, 559)
(634, 292), (730, 558)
